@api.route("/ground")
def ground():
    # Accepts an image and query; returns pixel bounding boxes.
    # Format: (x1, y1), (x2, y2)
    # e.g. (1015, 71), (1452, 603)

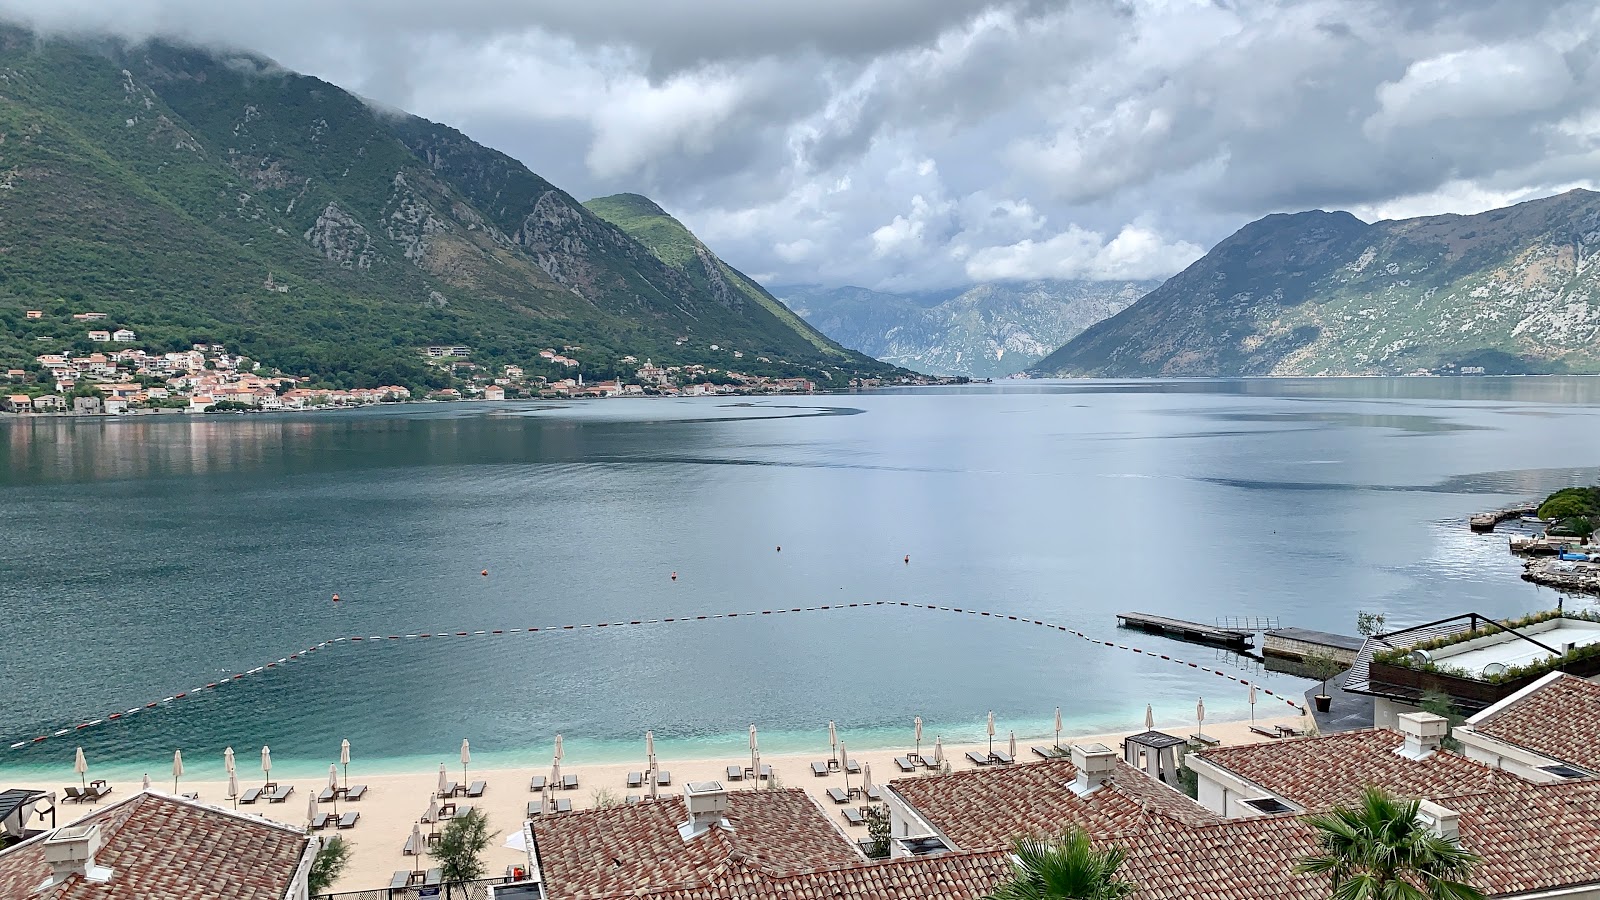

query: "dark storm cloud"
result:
(2, 0), (1596, 290)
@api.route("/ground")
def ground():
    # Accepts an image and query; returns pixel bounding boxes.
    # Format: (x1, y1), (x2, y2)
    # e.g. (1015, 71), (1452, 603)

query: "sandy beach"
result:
(26, 712), (1307, 892)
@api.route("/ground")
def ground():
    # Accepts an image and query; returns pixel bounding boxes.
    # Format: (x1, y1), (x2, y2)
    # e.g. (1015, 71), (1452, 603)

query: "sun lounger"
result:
(439, 781), (458, 798)
(918, 755), (938, 768)
(318, 787), (336, 803)
(426, 868), (442, 887)
(627, 772), (644, 788)
(845, 759), (861, 774)
(625, 795), (641, 805)
(82, 782), (110, 802)
(759, 764), (772, 780)
(390, 871), (411, 890)
(309, 812), (332, 829)
(990, 751), (1014, 765)
(894, 756), (915, 773)
(1249, 725), (1282, 739)
(562, 774), (578, 790)
(529, 776), (547, 792)
(338, 811), (359, 828)
(842, 807), (866, 826)
(467, 780), (486, 798)
(554, 798), (572, 813)
(965, 751), (990, 766)
(62, 787), (84, 803)
(865, 785), (883, 801)
(1032, 746), (1063, 760)
(239, 787), (262, 804)
(657, 770), (672, 786)
(726, 765), (743, 780)
(268, 785), (294, 803)
(527, 800), (542, 817)
(1190, 733), (1222, 747)
(455, 804), (474, 818)
(826, 787), (848, 804)
(345, 784), (367, 801)
(811, 762), (829, 777)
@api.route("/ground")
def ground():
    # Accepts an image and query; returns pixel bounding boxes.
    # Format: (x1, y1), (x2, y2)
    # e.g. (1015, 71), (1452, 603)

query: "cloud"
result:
(3, 0), (1599, 291)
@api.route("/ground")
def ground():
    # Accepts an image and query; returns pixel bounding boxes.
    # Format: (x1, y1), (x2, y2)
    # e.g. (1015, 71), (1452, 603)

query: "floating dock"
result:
(1115, 612), (1255, 648)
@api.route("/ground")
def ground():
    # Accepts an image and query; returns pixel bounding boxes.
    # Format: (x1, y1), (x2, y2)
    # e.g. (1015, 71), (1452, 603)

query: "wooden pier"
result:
(1115, 612), (1256, 648)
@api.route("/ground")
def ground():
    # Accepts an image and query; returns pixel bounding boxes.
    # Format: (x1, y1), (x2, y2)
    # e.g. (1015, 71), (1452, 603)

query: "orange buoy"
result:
(481, 570), (489, 577)
(670, 571), (678, 581)
(331, 593), (340, 602)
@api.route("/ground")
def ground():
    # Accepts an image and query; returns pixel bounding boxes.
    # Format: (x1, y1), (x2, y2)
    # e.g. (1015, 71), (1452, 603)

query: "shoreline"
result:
(28, 710), (1307, 893)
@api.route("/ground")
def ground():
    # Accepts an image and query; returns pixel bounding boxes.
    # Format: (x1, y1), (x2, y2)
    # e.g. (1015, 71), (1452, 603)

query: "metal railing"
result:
(316, 875), (515, 900)
(1216, 616), (1280, 631)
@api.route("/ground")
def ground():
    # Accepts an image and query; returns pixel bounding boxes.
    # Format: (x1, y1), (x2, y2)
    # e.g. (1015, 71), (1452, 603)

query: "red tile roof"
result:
(1193, 728), (1513, 811)
(887, 757), (1219, 851)
(533, 789), (862, 900)
(0, 791), (309, 900)
(1472, 673), (1600, 773)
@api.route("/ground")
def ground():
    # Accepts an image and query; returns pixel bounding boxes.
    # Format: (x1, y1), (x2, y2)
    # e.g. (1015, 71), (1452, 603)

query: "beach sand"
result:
(33, 712), (1306, 892)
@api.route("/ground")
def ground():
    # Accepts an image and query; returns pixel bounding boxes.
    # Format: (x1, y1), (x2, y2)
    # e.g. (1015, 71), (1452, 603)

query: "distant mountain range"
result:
(0, 29), (892, 388)
(1032, 189), (1600, 377)
(778, 280), (1154, 378)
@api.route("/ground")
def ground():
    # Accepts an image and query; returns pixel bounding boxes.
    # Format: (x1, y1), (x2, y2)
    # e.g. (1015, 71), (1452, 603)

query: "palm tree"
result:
(985, 828), (1135, 900)
(1296, 787), (1486, 900)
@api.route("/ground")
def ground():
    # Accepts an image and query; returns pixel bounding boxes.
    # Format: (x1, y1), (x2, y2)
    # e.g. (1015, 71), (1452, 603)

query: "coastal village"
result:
(0, 319), (845, 416)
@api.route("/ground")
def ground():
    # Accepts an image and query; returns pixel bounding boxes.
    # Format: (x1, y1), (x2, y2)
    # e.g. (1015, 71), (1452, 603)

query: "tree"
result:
(865, 805), (891, 859)
(430, 808), (495, 898)
(1304, 652), (1346, 698)
(307, 836), (350, 896)
(1356, 611), (1387, 638)
(984, 828), (1135, 900)
(1295, 787), (1486, 900)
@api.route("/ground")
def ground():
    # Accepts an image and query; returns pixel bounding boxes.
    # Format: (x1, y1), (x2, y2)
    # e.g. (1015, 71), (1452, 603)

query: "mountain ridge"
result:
(1032, 189), (1600, 377)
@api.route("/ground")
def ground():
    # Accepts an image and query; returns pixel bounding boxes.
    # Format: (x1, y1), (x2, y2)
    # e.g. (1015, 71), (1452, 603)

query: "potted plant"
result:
(1305, 652), (1345, 713)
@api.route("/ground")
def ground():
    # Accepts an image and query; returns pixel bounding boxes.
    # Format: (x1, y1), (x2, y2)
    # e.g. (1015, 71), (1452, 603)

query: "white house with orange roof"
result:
(1454, 671), (1600, 782)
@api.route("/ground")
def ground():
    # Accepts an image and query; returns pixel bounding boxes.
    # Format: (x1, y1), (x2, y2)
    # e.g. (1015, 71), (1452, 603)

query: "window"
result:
(1538, 764), (1589, 779)
(1242, 797), (1294, 814)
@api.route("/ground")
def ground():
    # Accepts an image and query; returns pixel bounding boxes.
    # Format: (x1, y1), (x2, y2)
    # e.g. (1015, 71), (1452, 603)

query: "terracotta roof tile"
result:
(534, 789), (861, 900)
(887, 757), (1219, 851)
(1194, 728), (1511, 810)
(1473, 673), (1600, 772)
(0, 792), (309, 900)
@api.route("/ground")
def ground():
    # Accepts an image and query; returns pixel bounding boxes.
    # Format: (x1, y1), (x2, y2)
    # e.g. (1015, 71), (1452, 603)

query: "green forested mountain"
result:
(0, 31), (894, 388)
(1032, 189), (1600, 377)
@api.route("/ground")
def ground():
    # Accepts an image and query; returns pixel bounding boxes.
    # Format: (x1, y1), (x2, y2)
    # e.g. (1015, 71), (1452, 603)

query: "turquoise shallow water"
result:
(3, 378), (1597, 782)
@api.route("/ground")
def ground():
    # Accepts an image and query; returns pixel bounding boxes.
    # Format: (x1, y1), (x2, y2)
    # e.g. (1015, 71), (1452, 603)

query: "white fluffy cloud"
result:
(4, 0), (1600, 290)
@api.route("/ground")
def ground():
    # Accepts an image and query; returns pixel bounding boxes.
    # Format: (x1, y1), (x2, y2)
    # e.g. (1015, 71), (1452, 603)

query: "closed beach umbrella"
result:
(1196, 697), (1206, 740)
(933, 735), (944, 765)
(1054, 707), (1063, 748)
(224, 746), (236, 777)
(141, 773), (151, 791)
(828, 721), (838, 765)
(73, 747), (87, 790)
(645, 730), (655, 764)
(1249, 684), (1257, 724)
(438, 763), (449, 797)
(172, 750), (184, 793)
(261, 746), (272, 785)
(226, 771), (239, 808)
(425, 798), (439, 832)
(987, 711), (996, 757)
(306, 792), (317, 828)
(411, 823), (424, 874)
(554, 734), (564, 764)
(913, 716), (923, 755)
(550, 758), (561, 793)
(840, 741), (850, 792)
(749, 724), (759, 783)
(1008, 730), (1017, 760)
(328, 764), (340, 814)
(339, 739), (351, 789)
(1145, 704), (1155, 732)
(460, 739), (471, 784)
(862, 762), (874, 795)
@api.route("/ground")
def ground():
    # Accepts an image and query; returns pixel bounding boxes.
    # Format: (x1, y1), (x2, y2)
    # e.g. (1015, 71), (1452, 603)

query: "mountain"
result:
(0, 30), (894, 388)
(776, 280), (1153, 378)
(1032, 190), (1600, 377)
(581, 193), (854, 361)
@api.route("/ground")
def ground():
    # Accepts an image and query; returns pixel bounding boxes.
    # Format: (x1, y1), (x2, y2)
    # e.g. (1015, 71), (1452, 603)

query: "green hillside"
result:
(584, 193), (849, 358)
(0, 31), (894, 388)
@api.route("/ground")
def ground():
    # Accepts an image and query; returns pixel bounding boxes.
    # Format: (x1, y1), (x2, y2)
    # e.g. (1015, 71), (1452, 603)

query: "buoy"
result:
(481, 570), (489, 577)
(776, 546), (781, 552)
(904, 555), (910, 564)
(331, 593), (340, 602)
(670, 571), (678, 581)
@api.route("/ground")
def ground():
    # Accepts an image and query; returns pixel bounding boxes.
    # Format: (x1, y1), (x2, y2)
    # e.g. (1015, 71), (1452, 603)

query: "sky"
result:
(5, 0), (1599, 292)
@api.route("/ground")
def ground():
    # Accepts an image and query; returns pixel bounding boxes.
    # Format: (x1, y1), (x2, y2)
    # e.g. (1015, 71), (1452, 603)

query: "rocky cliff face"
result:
(1033, 190), (1600, 376)
(780, 280), (1153, 378)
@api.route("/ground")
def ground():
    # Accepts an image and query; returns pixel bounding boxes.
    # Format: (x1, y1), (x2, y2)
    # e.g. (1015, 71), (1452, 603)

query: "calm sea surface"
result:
(3, 379), (1598, 780)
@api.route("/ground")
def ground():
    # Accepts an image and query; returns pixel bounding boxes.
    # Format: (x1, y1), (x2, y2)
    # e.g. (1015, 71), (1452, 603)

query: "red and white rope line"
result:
(5, 600), (1301, 751)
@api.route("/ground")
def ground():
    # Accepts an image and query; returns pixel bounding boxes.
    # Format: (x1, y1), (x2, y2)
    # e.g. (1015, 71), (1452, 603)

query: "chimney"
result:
(678, 781), (731, 842)
(1395, 711), (1449, 760)
(41, 824), (111, 888)
(1417, 799), (1460, 841)
(1069, 743), (1117, 797)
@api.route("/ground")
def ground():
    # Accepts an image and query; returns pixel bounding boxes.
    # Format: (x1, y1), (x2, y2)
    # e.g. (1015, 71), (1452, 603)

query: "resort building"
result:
(0, 790), (315, 899)
(1453, 671), (1600, 781)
